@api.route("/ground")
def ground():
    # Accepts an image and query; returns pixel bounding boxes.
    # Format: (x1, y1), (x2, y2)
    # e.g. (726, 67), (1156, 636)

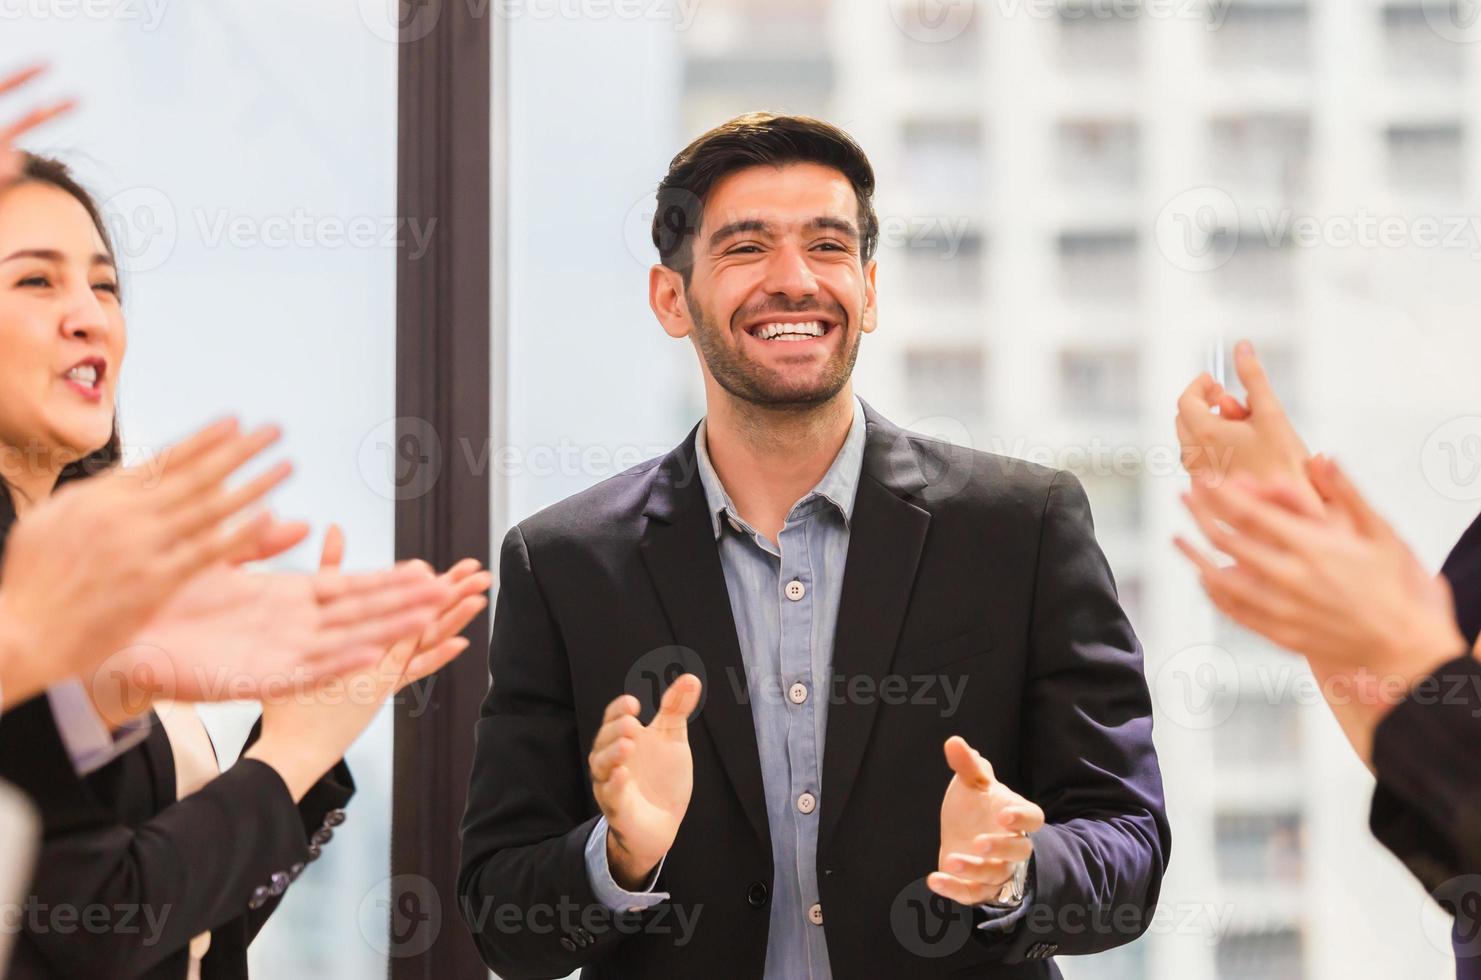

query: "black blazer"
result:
(1370, 511), (1481, 897)
(459, 403), (1171, 979)
(0, 695), (353, 980)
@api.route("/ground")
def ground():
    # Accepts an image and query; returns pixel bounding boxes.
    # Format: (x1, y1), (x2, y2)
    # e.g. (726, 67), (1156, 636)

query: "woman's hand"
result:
(244, 527), (489, 801)
(1, 65), (74, 185)
(1176, 458), (1467, 762)
(0, 419), (302, 707)
(1176, 341), (1322, 513)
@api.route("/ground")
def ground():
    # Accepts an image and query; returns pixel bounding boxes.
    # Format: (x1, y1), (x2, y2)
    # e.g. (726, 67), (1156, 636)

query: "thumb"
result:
(943, 736), (993, 789)
(651, 673), (701, 738)
(319, 524), (345, 573)
(1233, 341), (1282, 416)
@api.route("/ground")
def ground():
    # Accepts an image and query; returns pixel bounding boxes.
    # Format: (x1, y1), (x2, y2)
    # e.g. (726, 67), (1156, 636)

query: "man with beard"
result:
(459, 113), (1170, 979)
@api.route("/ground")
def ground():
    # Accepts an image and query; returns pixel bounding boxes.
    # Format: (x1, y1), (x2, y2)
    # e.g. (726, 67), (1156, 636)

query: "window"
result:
(901, 227), (986, 301)
(1058, 119), (1141, 190)
(1208, 2), (1310, 73)
(1060, 347), (1140, 417)
(1215, 811), (1305, 883)
(903, 346), (988, 422)
(1058, 1), (1141, 74)
(901, 118), (985, 197)
(1209, 114), (1311, 198)
(1386, 122), (1467, 195)
(1382, 3), (1465, 79)
(1216, 928), (1305, 980)
(1058, 230), (1141, 302)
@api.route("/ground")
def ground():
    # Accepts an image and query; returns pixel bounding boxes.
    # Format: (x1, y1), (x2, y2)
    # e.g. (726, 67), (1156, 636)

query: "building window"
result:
(1216, 927), (1305, 980)
(1209, 114), (1311, 198)
(1382, 3), (1465, 79)
(1058, 230), (1140, 302)
(1207, 1), (1310, 74)
(1060, 347), (1140, 417)
(901, 118), (985, 197)
(898, 1), (982, 74)
(903, 346), (987, 422)
(901, 227), (985, 301)
(1058, 118), (1141, 190)
(1058, 0), (1141, 74)
(1386, 122), (1466, 196)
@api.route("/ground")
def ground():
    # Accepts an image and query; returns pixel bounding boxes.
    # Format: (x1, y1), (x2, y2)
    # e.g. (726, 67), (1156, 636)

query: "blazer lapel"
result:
(819, 405), (932, 850)
(640, 432), (771, 850)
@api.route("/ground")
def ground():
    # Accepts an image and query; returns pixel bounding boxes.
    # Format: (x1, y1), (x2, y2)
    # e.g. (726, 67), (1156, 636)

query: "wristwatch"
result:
(982, 853), (1029, 910)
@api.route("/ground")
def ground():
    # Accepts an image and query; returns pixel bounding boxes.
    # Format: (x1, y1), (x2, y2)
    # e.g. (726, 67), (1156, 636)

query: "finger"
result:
(652, 673), (701, 735)
(1182, 488), (1306, 587)
(320, 524), (346, 573)
(441, 558), (485, 585)
(1176, 373), (1218, 418)
(403, 636), (472, 687)
(998, 803), (1045, 834)
(589, 736), (634, 783)
(1233, 340), (1284, 414)
(1193, 478), (1314, 555)
(226, 517), (311, 565)
(318, 575), (448, 630)
(0, 99), (76, 144)
(156, 424), (283, 510)
(1239, 475), (1325, 521)
(312, 606), (441, 671)
(1308, 457), (1386, 539)
(1174, 534), (1223, 578)
(603, 693), (641, 726)
(170, 459), (294, 544)
(926, 871), (994, 907)
(972, 833), (1035, 863)
(943, 735), (993, 789)
(590, 713), (642, 757)
(0, 65), (46, 97)
(152, 418), (241, 469)
(940, 852), (1016, 884)
(1202, 565), (1302, 640)
(417, 594), (488, 654)
(1215, 392), (1250, 420)
(311, 561), (429, 603)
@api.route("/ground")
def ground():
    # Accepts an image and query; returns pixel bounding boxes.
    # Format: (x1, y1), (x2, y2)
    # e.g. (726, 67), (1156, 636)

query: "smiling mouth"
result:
(63, 360), (106, 392)
(745, 319), (836, 342)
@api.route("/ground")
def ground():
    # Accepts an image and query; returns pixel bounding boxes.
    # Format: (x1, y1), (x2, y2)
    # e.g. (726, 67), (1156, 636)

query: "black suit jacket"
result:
(0, 696), (353, 980)
(459, 404), (1170, 979)
(1369, 512), (1481, 897)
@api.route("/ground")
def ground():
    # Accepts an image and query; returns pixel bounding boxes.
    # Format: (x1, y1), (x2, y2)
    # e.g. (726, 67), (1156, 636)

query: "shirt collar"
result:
(693, 395), (868, 540)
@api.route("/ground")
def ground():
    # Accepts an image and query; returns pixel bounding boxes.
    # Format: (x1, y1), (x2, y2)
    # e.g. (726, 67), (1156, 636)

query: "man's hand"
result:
(1176, 341), (1321, 513)
(929, 736), (1044, 906)
(1176, 459), (1467, 763)
(1, 64), (74, 185)
(589, 674), (702, 891)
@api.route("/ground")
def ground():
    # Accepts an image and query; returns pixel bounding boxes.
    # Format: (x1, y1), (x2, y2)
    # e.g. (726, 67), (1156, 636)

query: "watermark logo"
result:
(1154, 186), (1240, 273)
(358, 416), (445, 502)
(1422, 417), (1481, 502)
(1152, 643), (1239, 730)
(102, 186), (178, 274)
(360, 874), (442, 958)
(1421, 0), (1481, 43)
(625, 645), (708, 722)
(889, 0), (976, 44)
(890, 877), (974, 958)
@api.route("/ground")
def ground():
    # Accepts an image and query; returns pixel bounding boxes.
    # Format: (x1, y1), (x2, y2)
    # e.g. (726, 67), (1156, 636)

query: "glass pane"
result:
(14, 8), (398, 976)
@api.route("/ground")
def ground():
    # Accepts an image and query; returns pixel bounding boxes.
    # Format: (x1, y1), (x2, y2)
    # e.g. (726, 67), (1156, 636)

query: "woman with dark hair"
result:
(0, 78), (492, 979)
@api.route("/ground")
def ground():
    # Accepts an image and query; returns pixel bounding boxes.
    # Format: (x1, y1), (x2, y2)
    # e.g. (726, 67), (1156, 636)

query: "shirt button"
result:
(788, 682), (808, 705)
(785, 580), (806, 601)
(808, 903), (823, 925)
(797, 792), (817, 815)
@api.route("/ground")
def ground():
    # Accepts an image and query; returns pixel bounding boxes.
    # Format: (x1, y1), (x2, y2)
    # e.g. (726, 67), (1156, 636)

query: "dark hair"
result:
(0, 154), (124, 551)
(651, 112), (880, 280)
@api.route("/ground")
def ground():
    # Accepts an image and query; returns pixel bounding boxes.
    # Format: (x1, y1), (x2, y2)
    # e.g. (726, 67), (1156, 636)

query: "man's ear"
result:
(650, 264), (692, 339)
(859, 258), (879, 335)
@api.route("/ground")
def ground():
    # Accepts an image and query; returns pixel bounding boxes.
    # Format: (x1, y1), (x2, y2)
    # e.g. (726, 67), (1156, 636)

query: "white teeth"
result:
(754, 320), (826, 340)
(67, 365), (99, 386)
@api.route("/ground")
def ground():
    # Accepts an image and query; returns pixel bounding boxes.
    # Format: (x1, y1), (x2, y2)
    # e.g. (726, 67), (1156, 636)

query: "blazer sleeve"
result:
(238, 716), (356, 944)
(458, 525), (649, 980)
(0, 697), (353, 978)
(1368, 653), (1481, 898)
(980, 469), (1172, 962)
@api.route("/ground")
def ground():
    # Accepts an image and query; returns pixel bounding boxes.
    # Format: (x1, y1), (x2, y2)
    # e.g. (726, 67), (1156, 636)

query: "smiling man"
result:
(459, 113), (1169, 979)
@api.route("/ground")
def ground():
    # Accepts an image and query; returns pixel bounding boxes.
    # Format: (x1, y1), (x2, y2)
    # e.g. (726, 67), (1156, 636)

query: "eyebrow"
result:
(0, 248), (116, 269)
(707, 215), (861, 249)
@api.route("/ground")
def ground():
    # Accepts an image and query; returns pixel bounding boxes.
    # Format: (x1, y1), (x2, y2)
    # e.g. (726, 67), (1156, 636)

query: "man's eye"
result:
(17, 275), (50, 288)
(93, 282), (120, 295)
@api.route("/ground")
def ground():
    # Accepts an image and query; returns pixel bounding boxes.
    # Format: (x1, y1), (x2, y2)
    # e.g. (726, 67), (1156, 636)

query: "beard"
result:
(686, 293), (860, 408)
